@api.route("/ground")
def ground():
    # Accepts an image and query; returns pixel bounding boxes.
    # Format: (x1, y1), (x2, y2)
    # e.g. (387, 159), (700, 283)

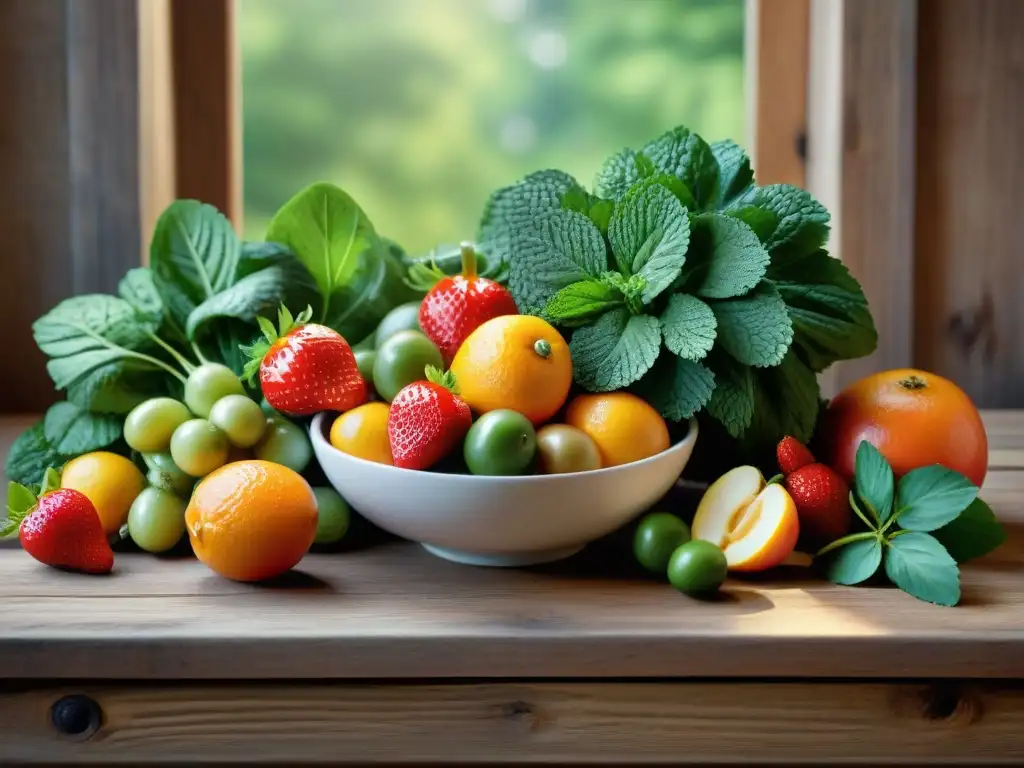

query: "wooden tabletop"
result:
(2, 413), (1022, 682)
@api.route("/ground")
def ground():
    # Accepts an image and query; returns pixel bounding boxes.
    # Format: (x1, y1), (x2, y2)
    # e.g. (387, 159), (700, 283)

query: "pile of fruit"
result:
(328, 243), (674, 475)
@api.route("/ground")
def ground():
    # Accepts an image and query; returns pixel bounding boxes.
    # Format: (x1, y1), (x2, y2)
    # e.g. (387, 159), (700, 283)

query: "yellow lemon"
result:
(61, 451), (145, 535)
(329, 402), (394, 464)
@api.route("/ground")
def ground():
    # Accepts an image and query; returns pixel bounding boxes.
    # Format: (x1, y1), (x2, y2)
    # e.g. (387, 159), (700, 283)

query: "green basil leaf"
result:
(821, 537), (883, 585)
(932, 498), (1007, 563)
(660, 294), (716, 362)
(884, 532), (960, 606)
(854, 441), (893, 524)
(895, 466), (979, 532)
(569, 309), (661, 392)
(42, 402), (121, 456)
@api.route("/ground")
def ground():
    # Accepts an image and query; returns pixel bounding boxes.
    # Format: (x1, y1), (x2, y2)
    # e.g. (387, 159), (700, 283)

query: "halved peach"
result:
(692, 468), (800, 572)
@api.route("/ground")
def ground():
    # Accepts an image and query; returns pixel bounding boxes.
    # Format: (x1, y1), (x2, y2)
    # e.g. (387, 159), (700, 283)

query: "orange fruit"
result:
(448, 315), (571, 425)
(565, 393), (670, 467)
(61, 451), (145, 535)
(329, 402), (393, 465)
(185, 460), (318, 582)
(820, 368), (988, 487)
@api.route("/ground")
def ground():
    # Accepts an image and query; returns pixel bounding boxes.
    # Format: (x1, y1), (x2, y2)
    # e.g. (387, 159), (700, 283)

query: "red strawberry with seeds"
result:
(243, 305), (366, 416)
(417, 242), (518, 362)
(777, 435), (816, 475)
(388, 367), (472, 470)
(3, 484), (114, 574)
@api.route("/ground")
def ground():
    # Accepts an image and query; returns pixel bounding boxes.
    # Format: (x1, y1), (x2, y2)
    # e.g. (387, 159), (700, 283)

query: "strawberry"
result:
(783, 463), (852, 544)
(2, 478), (114, 574)
(388, 367), (472, 470)
(416, 242), (518, 362)
(777, 435), (816, 475)
(243, 305), (365, 416)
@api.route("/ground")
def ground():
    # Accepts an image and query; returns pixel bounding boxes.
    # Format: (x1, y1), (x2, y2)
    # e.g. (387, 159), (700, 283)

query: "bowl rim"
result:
(309, 411), (698, 484)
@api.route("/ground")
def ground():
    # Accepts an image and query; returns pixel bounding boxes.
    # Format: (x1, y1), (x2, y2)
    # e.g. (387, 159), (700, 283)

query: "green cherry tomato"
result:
(142, 452), (195, 498)
(127, 487), (187, 553)
(634, 512), (691, 575)
(184, 363), (245, 417)
(170, 419), (230, 477)
(668, 540), (728, 596)
(209, 394), (267, 449)
(374, 302), (423, 348)
(372, 330), (443, 401)
(535, 424), (602, 474)
(463, 410), (537, 476)
(354, 349), (377, 384)
(254, 416), (313, 473)
(123, 398), (192, 453)
(260, 397), (278, 417)
(312, 487), (351, 545)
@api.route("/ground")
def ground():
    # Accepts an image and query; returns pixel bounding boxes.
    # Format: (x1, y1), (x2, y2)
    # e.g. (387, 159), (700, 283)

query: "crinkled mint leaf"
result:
(507, 209), (608, 314)
(3, 422), (69, 488)
(855, 441), (894, 524)
(821, 537), (883, 585)
(570, 308), (661, 391)
(711, 139), (754, 207)
(594, 148), (642, 200)
(608, 181), (690, 303)
(640, 126), (720, 209)
(753, 184), (831, 261)
(543, 280), (623, 325)
(588, 199), (615, 236)
(633, 354), (714, 421)
(884, 532), (960, 607)
(742, 348), (820, 448)
(724, 205), (779, 244)
(894, 466), (979, 532)
(705, 352), (755, 438)
(42, 402), (122, 456)
(710, 282), (793, 367)
(660, 294), (716, 362)
(769, 249), (877, 371)
(933, 498), (1007, 563)
(688, 213), (770, 299)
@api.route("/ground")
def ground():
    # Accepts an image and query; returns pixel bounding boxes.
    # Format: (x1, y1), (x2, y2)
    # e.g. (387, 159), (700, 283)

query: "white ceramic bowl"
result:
(309, 412), (698, 567)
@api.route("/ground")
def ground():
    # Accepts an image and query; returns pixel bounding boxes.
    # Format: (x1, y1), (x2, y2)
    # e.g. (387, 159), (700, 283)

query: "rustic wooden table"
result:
(0, 413), (1022, 765)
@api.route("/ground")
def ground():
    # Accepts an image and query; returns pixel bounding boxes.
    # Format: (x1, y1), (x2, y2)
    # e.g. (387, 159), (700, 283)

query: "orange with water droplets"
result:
(448, 315), (572, 425)
(185, 460), (318, 582)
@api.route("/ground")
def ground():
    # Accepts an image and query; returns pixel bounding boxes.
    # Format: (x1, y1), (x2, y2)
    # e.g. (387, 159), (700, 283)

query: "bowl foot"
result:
(421, 543), (584, 567)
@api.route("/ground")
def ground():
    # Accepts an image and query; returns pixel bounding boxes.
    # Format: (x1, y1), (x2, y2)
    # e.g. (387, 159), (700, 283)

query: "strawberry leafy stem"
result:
(241, 304), (314, 384)
(425, 365), (459, 395)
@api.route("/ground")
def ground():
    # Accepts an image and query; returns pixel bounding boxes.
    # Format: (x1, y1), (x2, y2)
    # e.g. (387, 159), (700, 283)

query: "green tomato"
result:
(184, 363), (245, 417)
(209, 394), (267, 449)
(372, 330), (443, 402)
(142, 452), (195, 498)
(535, 424), (602, 474)
(634, 512), (691, 575)
(354, 349), (377, 384)
(170, 419), (230, 477)
(260, 397), (278, 417)
(123, 398), (192, 453)
(668, 540), (728, 596)
(127, 487), (187, 553)
(374, 302), (423, 348)
(254, 417), (312, 473)
(312, 487), (351, 544)
(463, 410), (537, 476)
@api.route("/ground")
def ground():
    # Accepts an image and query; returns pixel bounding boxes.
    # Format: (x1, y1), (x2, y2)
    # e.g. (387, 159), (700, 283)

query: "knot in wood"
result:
(919, 684), (982, 726)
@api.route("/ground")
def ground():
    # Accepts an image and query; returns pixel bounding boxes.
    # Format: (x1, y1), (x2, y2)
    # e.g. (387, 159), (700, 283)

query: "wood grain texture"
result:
(3, 681), (1023, 765)
(0, 0), (141, 413)
(915, 0), (1024, 407)
(751, 0), (810, 186)
(170, 0), (241, 228)
(834, 0), (918, 388)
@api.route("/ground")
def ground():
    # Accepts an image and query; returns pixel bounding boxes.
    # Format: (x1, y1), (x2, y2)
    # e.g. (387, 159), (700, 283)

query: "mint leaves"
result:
(478, 123), (877, 451)
(817, 440), (1005, 606)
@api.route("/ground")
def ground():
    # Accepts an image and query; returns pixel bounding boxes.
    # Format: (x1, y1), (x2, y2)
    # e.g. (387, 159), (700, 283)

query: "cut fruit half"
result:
(692, 467), (800, 572)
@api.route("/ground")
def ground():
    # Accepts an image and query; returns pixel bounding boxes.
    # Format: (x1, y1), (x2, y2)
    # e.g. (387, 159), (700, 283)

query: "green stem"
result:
(887, 528), (911, 539)
(815, 531), (878, 558)
(148, 333), (196, 374)
(879, 509), (904, 536)
(460, 241), (478, 280)
(849, 491), (877, 530)
(130, 350), (188, 384)
(190, 341), (210, 365)
(71, 321), (188, 385)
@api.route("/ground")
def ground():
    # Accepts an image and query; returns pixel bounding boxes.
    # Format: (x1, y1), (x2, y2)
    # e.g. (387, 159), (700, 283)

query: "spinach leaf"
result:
(150, 200), (241, 330)
(42, 401), (121, 455)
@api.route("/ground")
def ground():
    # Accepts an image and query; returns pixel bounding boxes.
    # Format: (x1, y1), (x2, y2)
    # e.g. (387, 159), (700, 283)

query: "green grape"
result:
(127, 487), (187, 553)
(209, 394), (267, 448)
(254, 417), (312, 473)
(312, 487), (350, 544)
(170, 419), (229, 477)
(142, 452), (195, 497)
(124, 398), (191, 453)
(184, 363), (245, 417)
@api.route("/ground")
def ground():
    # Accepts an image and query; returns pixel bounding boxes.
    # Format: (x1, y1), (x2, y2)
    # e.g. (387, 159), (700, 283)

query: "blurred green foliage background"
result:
(240, 0), (746, 254)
